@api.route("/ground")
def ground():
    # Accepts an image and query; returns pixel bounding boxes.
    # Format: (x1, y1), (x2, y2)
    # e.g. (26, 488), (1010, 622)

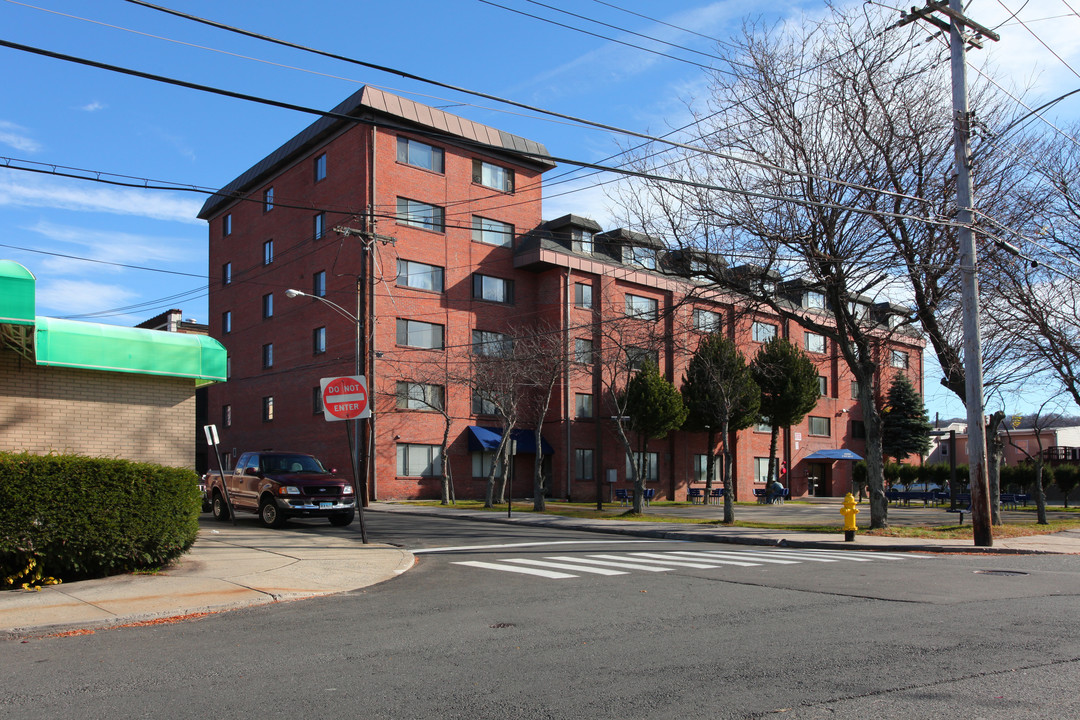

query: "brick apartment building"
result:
(200, 86), (924, 503)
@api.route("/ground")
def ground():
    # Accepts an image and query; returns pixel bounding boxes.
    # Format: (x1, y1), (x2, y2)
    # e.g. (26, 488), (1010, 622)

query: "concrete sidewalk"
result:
(0, 517), (414, 639)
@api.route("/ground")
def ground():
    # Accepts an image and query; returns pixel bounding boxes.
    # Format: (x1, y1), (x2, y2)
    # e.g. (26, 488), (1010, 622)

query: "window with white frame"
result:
(625, 294), (659, 320)
(313, 270), (326, 297)
(693, 309), (721, 333)
(693, 454), (714, 483)
(627, 347), (658, 371)
(397, 443), (442, 477)
(808, 416), (831, 436)
(472, 451), (504, 478)
(818, 375), (827, 397)
(574, 338), (594, 364)
(891, 350), (909, 368)
(314, 153), (327, 182)
(471, 216), (514, 247)
(753, 321), (777, 342)
(575, 449), (594, 480)
(397, 259), (444, 292)
(848, 301), (868, 321)
(472, 274), (514, 304)
(397, 197), (445, 232)
(472, 391), (499, 416)
(627, 452), (659, 482)
(473, 159), (514, 192)
(397, 136), (444, 173)
(572, 228), (593, 254)
(396, 319), (444, 349)
(396, 382), (444, 411)
(754, 457), (776, 483)
(473, 330), (513, 357)
(575, 393), (593, 419)
(805, 332), (826, 354)
(313, 327), (326, 355)
(804, 290), (825, 309)
(574, 283), (593, 309)
(627, 245), (656, 270)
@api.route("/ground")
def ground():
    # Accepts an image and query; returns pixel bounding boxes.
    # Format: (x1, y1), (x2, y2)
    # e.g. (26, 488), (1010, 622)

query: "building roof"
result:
(198, 86), (555, 220)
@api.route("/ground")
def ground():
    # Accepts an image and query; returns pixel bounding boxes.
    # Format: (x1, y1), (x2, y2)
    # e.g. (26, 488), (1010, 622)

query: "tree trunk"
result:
(703, 428), (717, 500)
(1035, 461), (1048, 525)
(860, 386), (888, 529)
(484, 433), (511, 508)
(532, 426), (546, 512)
(987, 412), (1005, 526)
(768, 425), (781, 496)
(722, 420), (734, 524)
(440, 417), (453, 505)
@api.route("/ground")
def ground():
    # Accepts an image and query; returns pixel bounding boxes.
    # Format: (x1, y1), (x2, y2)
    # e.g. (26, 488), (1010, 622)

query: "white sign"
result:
(794, 432), (802, 441)
(320, 375), (370, 421)
(203, 424), (219, 446)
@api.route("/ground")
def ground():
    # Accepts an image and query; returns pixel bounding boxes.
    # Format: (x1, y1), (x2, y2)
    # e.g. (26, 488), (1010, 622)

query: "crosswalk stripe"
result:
(798, 549), (930, 560)
(623, 552), (743, 569)
(545, 556), (675, 572)
(502, 558), (627, 575)
(741, 550), (840, 563)
(663, 551), (762, 567)
(697, 550), (801, 565)
(768, 550), (875, 562)
(452, 560), (576, 579)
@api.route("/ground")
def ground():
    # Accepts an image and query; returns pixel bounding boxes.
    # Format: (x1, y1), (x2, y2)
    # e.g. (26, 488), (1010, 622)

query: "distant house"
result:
(0, 261), (227, 469)
(929, 421), (1080, 467)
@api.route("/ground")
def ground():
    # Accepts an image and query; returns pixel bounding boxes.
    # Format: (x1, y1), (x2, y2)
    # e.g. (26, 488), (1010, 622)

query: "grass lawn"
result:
(390, 499), (1080, 539)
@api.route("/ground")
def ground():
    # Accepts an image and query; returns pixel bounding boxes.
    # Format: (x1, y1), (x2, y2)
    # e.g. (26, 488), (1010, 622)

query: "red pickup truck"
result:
(206, 451), (355, 528)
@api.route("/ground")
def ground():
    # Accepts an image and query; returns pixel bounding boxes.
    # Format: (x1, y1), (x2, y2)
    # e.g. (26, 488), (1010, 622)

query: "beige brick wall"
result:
(0, 348), (197, 469)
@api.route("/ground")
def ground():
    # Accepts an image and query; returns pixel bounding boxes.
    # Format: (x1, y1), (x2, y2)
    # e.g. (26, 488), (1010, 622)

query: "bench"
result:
(615, 488), (630, 506)
(687, 488), (703, 504)
(754, 488), (789, 504)
(710, 488), (723, 504)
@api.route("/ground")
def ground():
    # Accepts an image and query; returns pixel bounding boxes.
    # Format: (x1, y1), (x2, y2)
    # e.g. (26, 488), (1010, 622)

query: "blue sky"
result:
(2, 0), (1078, 420)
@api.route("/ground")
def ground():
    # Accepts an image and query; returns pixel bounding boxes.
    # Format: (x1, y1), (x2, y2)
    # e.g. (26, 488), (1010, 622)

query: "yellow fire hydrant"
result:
(841, 492), (859, 542)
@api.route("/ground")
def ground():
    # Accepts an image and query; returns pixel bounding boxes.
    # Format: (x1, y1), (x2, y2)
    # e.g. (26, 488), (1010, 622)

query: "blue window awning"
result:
(804, 449), (863, 461)
(466, 426), (554, 455)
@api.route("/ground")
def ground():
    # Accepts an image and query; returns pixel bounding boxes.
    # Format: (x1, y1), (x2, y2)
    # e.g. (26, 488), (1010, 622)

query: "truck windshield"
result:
(261, 455), (327, 474)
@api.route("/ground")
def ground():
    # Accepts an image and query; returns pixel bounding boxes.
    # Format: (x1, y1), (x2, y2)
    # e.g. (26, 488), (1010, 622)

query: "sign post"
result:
(320, 376), (370, 543)
(202, 424), (236, 526)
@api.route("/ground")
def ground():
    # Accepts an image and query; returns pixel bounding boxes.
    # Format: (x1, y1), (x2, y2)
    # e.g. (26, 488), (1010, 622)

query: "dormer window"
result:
(888, 313), (904, 329)
(804, 291), (825, 309)
(628, 246), (656, 270)
(572, 229), (594, 254)
(848, 302), (867, 321)
(760, 280), (776, 295)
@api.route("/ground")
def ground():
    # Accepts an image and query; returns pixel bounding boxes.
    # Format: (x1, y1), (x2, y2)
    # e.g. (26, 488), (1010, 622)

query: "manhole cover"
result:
(973, 569), (1029, 576)
(490, 622), (516, 629)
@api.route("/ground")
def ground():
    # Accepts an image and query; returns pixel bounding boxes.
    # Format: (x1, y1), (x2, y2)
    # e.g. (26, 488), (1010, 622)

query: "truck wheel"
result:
(212, 491), (230, 521)
(260, 498), (286, 528)
(329, 510), (355, 527)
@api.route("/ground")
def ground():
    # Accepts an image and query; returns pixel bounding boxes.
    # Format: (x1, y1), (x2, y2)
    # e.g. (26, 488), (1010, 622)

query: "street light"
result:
(286, 287), (370, 532)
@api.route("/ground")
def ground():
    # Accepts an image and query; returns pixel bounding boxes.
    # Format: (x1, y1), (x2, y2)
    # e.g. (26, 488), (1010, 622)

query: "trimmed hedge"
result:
(0, 452), (201, 586)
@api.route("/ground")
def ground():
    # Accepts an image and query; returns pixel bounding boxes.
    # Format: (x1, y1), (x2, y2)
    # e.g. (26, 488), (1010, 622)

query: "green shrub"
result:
(0, 452), (201, 586)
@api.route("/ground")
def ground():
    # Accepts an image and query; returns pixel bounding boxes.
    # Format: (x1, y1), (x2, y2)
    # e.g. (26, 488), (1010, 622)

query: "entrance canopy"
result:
(804, 449), (863, 461)
(467, 426), (554, 455)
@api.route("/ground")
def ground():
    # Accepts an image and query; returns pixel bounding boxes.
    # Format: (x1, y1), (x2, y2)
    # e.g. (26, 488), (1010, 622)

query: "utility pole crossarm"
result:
(890, 1), (999, 48)
(333, 225), (397, 245)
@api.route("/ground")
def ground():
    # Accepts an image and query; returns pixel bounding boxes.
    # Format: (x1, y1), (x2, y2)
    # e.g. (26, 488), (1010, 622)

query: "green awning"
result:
(0, 260), (36, 325)
(34, 317), (227, 386)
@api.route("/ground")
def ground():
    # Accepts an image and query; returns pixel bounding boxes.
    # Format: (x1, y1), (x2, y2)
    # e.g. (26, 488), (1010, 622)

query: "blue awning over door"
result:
(803, 449), (863, 461)
(466, 426), (553, 455)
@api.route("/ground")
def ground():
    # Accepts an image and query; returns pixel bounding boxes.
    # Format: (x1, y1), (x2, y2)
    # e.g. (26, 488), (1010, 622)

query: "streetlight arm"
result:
(285, 288), (360, 325)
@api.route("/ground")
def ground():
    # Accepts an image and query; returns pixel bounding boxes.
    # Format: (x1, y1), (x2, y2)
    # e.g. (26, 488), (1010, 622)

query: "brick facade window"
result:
(263, 187), (274, 212)
(262, 396), (274, 422)
(473, 158), (514, 192)
(397, 136), (444, 173)
(314, 153), (326, 182)
(397, 259), (444, 292)
(397, 198), (445, 232)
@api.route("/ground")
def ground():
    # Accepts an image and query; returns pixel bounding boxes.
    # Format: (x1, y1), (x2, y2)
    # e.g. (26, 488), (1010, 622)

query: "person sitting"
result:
(767, 479), (784, 504)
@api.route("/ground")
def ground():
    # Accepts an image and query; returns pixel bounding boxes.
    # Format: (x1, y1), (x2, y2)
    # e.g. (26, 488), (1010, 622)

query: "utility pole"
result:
(893, 0), (999, 546)
(333, 225), (395, 508)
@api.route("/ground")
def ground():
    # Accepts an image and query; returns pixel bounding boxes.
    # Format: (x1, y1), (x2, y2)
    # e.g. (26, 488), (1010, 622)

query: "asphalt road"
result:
(3, 513), (1080, 719)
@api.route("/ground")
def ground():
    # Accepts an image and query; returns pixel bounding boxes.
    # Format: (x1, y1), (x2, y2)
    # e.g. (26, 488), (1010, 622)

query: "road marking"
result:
(798, 549), (930, 560)
(502, 558), (627, 575)
(414, 540), (668, 554)
(663, 551), (762, 567)
(452, 560), (576, 579)
(545, 556), (675, 572)
(622, 552), (746, 569)
(696, 550), (801, 565)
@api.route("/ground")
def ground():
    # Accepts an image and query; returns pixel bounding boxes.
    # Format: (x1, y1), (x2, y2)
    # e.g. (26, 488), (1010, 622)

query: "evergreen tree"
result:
(681, 334), (759, 522)
(624, 361), (687, 513)
(751, 337), (820, 492)
(881, 373), (932, 462)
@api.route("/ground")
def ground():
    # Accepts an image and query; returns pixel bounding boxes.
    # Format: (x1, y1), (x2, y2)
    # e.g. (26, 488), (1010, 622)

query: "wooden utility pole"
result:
(893, 0), (999, 546)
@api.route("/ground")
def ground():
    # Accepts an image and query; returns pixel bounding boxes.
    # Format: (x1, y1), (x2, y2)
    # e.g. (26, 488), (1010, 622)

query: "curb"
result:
(368, 505), (1050, 555)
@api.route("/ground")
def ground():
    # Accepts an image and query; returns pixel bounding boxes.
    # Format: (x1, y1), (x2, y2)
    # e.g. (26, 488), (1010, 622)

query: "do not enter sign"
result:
(320, 375), (370, 421)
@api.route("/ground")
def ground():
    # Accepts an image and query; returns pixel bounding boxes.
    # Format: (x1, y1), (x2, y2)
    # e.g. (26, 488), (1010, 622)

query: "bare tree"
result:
(471, 331), (523, 507)
(1003, 401), (1068, 525)
(515, 322), (569, 512)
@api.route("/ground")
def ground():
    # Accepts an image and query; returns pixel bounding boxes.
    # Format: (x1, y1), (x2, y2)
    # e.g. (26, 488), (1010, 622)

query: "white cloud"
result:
(0, 174), (203, 224)
(0, 120), (42, 153)
(78, 101), (106, 112)
(22, 220), (197, 276)
(35, 279), (137, 317)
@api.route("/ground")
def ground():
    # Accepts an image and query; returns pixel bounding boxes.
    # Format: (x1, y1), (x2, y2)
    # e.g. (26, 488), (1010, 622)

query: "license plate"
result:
(320, 501), (333, 508)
